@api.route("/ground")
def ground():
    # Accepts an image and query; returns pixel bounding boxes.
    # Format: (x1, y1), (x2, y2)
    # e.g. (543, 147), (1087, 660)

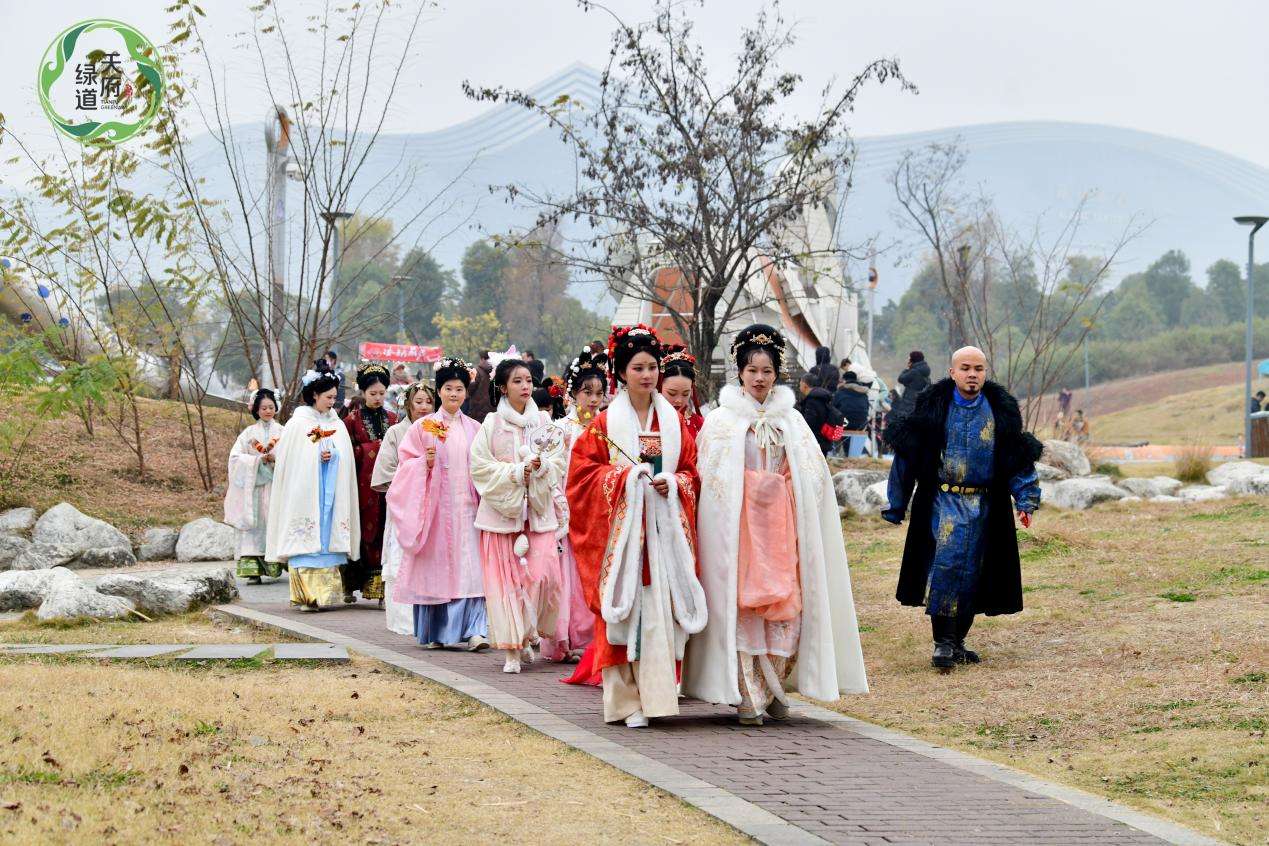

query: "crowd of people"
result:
(223, 326), (1044, 727)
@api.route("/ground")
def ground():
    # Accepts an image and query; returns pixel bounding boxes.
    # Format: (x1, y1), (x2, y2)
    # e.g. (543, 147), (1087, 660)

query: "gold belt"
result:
(940, 483), (985, 495)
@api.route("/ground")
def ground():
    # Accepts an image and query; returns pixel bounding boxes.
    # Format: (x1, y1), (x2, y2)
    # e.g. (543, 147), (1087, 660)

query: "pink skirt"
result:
(737, 469), (801, 622)
(540, 537), (595, 661)
(479, 530), (562, 651)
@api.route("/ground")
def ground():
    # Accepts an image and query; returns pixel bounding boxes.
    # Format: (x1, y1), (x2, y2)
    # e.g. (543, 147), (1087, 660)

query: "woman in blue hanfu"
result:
(265, 368), (361, 610)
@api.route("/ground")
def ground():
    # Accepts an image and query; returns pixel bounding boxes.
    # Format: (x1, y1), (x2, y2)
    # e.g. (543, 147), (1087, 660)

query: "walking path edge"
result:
(212, 603), (1227, 846)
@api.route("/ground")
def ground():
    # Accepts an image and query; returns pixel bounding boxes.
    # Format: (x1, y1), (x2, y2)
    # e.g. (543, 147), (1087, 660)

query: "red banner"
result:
(358, 342), (443, 363)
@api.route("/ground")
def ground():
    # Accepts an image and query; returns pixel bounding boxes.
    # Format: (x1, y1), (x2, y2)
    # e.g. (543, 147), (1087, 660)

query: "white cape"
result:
(264, 405), (360, 564)
(682, 384), (868, 704)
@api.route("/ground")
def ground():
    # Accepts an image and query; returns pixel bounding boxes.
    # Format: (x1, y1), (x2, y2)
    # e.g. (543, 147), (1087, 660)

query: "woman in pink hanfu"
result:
(540, 348), (608, 665)
(388, 358), (490, 651)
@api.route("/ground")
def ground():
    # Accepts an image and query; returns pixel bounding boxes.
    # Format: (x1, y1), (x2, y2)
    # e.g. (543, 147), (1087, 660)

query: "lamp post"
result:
(1234, 215), (1267, 459)
(321, 209), (353, 358)
(390, 273), (412, 342)
(866, 264), (879, 362)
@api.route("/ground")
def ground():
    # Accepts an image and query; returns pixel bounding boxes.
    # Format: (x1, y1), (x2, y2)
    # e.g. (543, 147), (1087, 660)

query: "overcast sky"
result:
(2, 0), (1266, 172)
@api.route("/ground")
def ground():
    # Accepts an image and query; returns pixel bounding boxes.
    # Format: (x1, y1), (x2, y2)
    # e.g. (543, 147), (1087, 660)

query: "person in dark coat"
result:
(807, 345), (839, 392)
(881, 347), (1042, 671)
(890, 350), (931, 420)
(832, 371), (871, 430)
(797, 374), (836, 454)
(466, 351), (496, 423)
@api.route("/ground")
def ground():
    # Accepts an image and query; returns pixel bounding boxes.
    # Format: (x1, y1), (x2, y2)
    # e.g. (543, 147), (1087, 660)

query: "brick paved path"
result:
(231, 591), (1207, 846)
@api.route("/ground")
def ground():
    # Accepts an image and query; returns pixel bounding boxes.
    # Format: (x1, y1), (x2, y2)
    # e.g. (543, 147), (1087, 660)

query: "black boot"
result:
(954, 612), (980, 664)
(931, 615), (956, 671)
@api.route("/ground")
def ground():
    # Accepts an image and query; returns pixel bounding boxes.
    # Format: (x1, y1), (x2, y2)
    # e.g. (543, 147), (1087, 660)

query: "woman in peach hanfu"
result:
(567, 324), (707, 728)
(469, 357), (568, 673)
(388, 360), (490, 651)
(684, 324), (868, 725)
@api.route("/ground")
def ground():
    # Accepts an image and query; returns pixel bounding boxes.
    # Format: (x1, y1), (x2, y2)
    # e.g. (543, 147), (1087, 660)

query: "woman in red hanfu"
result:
(342, 362), (398, 603)
(566, 325), (707, 728)
(659, 344), (704, 441)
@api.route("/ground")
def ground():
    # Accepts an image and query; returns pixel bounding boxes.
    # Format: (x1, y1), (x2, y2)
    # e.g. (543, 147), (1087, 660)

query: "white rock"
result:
(175, 518), (237, 562)
(137, 527), (180, 562)
(1119, 496), (1143, 504)
(32, 503), (129, 557)
(75, 547), (138, 569)
(1034, 462), (1069, 482)
(0, 535), (31, 569)
(36, 584), (135, 621)
(95, 566), (238, 615)
(1205, 461), (1269, 495)
(862, 480), (890, 514)
(1045, 477), (1129, 510)
(1177, 485), (1229, 503)
(0, 567), (80, 610)
(10, 542), (79, 571)
(1152, 495), (1183, 504)
(1118, 476), (1184, 500)
(0, 508), (37, 534)
(1041, 440), (1091, 478)
(833, 469), (888, 514)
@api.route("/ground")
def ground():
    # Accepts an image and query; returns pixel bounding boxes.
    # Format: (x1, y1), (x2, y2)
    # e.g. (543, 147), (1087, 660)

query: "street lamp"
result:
(1234, 215), (1267, 459)
(390, 274), (412, 343)
(321, 209), (353, 358)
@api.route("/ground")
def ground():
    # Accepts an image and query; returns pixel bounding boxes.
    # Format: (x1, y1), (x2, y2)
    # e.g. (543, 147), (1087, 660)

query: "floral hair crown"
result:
(660, 344), (696, 369)
(607, 323), (659, 358)
(729, 331), (784, 359)
(301, 369), (324, 387)
(435, 356), (470, 372)
(356, 362), (391, 380)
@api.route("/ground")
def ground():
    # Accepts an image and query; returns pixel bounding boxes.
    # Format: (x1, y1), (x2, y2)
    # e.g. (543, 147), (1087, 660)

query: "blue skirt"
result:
(414, 597), (488, 646)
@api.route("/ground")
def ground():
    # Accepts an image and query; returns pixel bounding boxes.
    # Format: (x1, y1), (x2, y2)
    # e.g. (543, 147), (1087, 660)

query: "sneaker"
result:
(766, 700), (790, 721)
(503, 653), (522, 674)
(624, 710), (649, 728)
(468, 636), (490, 653)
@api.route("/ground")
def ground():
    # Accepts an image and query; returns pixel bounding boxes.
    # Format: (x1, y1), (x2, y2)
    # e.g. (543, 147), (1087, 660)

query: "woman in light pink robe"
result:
(387, 360), (489, 651)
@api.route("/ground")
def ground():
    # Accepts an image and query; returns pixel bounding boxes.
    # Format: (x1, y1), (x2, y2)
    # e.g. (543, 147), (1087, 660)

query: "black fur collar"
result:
(886, 378), (1035, 459)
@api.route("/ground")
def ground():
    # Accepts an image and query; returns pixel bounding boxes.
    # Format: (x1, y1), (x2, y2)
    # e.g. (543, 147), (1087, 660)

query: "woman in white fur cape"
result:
(683, 325), (868, 724)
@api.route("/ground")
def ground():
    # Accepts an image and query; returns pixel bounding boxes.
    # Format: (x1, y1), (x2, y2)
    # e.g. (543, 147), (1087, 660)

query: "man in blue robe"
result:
(882, 347), (1042, 671)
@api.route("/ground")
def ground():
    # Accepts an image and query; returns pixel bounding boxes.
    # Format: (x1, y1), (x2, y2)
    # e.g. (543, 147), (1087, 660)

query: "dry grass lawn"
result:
(0, 610), (281, 646)
(836, 497), (1267, 846)
(0, 621), (744, 845)
(1092, 380), (1268, 446)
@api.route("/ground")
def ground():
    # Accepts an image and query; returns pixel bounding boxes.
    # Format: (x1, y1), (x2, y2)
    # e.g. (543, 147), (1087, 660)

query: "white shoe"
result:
(624, 710), (649, 728)
(503, 652), (521, 674)
(520, 645), (536, 666)
(468, 636), (490, 652)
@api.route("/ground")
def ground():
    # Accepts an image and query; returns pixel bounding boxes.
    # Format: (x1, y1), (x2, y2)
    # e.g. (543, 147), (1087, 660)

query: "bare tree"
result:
(465, 1), (912, 394)
(890, 140), (1149, 427)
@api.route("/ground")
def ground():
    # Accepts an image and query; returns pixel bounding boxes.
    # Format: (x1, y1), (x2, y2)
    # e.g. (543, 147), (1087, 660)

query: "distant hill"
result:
(170, 63), (1269, 311)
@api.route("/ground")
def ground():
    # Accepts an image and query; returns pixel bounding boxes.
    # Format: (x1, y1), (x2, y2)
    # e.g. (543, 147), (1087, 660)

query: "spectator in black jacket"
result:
(807, 345), (839, 392)
(798, 374), (836, 454)
(891, 351), (932, 420)
(832, 371), (872, 430)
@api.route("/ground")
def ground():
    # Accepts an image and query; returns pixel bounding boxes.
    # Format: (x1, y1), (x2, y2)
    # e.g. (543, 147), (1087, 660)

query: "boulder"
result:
(95, 565), (238, 615)
(1041, 440), (1091, 478)
(1118, 476), (1184, 500)
(0, 507), (37, 534)
(10, 542), (79, 571)
(75, 547), (138, 569)
(36, 583), (135, 621)
(1034, 462), (1069, 482)
(1045, 477), (1129, 511)
(1206, 461), (1269, 496)
(137, 527), (180, 562)
(0, 535), (31, 569)
(32, 503), (129, 558)
(1152, 495), (1183, 504)
(862, 480), (891, 514)
(1177, 485), (1228, 503)
(175, 518), (237, 562)
(833, 469), (888, 514)
(0, 567), (80, 611)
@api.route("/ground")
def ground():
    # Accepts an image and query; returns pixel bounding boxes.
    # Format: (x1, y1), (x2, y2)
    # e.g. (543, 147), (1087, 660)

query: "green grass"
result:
(1185, 502), (1268, 522)
(1160, 591), (1197, 603)
(1230, 672), (1266, 686)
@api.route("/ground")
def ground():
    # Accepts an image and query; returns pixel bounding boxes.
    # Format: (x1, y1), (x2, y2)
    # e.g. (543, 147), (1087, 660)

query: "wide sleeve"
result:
(468, 418), (527, 520)
(371, 423), (405, 491)
(223, 428), (263, 530)
(386, 422), (439, 556)
(670, 413), (701, 556)
(882, 452), (917, 524)
(527, 427), (567, 519)
(1009, 467), (1041, 514)
(566, 414), (633, 613)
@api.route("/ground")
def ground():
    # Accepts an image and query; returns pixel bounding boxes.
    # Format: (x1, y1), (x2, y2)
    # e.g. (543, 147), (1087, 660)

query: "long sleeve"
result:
(527, 432), (567, 520)
(468, 419), (528, 520)
(882, 452), (917, 524)
(566, 414), (632, 613)
(1009, 467), (1041, 513)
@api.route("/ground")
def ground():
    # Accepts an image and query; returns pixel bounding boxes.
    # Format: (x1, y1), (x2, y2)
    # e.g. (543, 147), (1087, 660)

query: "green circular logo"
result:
(37, 19), (165, 146)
